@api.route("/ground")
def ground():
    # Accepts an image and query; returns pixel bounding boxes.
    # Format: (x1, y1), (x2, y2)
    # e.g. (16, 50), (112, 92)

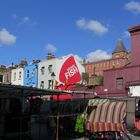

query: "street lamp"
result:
(51, 72), (56, 89)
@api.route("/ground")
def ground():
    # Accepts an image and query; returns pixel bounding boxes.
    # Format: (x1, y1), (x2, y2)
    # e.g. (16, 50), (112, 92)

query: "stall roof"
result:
(0, 84), (96, 98)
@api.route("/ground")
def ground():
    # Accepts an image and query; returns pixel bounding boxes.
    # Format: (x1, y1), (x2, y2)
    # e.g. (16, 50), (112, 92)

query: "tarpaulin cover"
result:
(51, 85), (73, 100)
(85, 99), (126, 133)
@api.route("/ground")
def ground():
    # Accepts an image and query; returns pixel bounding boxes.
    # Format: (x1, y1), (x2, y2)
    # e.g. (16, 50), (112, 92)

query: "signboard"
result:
(129, 86), (140, 96)
(59, 56), (81, 85)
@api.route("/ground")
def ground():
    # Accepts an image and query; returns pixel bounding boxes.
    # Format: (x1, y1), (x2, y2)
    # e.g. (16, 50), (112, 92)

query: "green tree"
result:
(81, 72), (89, 85)
(97, 75), (104, 85)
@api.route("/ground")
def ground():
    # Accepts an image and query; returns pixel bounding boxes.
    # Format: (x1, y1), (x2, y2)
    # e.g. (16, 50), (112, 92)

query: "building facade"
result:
(78, 25), (140, 98)
(38, 55), (85, 89)
(11, 67), (24, 86)
(3, 66), (17, 84)
(23, 64), (38, 87)
(83, 39), (130, 84)
(0, 65), (6, 83)
(38, 57), (57, 89)
(103, 24), (140, 96)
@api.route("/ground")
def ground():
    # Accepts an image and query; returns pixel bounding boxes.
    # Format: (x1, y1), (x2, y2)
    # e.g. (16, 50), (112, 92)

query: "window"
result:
(116, 60), (119, 65)
(40, 81), (44, 89)
(116, 77), (123, 90)
(6, 74), (9, 82)
(41, 66), (45, 75)
(32, 68), (35, 76)
(26, 70), (29, 78)
(14, 72), (16, 81)
(116, 54), (120, 58)
(0, 75), (2, 83)
(48, 80), (52, 89)
(106, 62), (109, 67)
(19, 71), (22, 80)
(48, 65), (52, 73)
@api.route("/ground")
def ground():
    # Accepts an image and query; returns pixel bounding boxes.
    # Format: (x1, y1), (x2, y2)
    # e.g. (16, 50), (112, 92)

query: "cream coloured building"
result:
(11, 67), (24, 86)
(38, 55), (85, 89)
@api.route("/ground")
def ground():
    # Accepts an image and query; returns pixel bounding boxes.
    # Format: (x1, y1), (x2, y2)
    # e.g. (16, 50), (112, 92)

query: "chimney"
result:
(129, 24), (140, 65)
(46, 53), (55, 60)
(19, 60), (28, 67)
(32, 59), (41, 64)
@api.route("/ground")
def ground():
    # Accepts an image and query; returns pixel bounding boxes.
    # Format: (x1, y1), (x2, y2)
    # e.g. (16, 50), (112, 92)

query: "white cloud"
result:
(125, 1), (140, 14)
(76, 18), (86, 29)
(60, 54), (83, 62)
(86, 50), (111, 62)
(0, 28), (16, 45)
(122, 31), (130, 38)
(74, 54), (83, 62)
(45, 43), (57, 53)
(12, 14), (36, 26)
(76, 18), (108, 35)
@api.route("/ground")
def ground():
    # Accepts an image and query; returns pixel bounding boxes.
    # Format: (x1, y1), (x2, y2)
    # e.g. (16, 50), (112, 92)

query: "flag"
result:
(54, 80), (59, 88)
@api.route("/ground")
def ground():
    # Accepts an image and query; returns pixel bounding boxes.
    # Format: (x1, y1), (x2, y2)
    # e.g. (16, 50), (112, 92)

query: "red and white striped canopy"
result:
(85, 99), (126, 132)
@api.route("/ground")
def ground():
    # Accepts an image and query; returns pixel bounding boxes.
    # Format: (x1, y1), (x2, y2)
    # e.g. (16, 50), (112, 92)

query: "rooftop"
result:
(112, 39), (127, 54)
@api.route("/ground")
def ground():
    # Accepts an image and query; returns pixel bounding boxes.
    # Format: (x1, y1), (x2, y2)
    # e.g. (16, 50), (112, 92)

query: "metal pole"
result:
(20, 89), (24, 140)
(52, 80), (54, 90)
(83, 93), (86, 140)
(56, 94), (59, 140)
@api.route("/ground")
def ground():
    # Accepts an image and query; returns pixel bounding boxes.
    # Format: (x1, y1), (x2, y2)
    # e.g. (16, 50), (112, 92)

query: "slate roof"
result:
(112, 39), (127, 54)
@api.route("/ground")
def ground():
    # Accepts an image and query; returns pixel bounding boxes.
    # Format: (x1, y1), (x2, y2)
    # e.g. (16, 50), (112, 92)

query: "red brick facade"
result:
(103, 24), (140, 96)
(73, 24), (140, 98)
(83, 40), (130, 84)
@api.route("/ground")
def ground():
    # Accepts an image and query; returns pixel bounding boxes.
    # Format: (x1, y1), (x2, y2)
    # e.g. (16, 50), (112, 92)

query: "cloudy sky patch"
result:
(124, 1), (140, 14)
(86, 49), (111, 62)
(12, 14), (36, 26)
(0, 28), (16, 45)
(122, 31), (130, 38)
(76, 18), (108, 35)
(45, 43), (57, 53)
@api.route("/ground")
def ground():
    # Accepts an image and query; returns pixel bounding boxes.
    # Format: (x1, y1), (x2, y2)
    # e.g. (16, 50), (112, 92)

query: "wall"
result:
(83, 57), (129, 82)
(129, 25), (140, 66)
(103, 65), (140, 96)
(11, 67), (24, 86)
(24, 64), (38, 87)
(3, 69), (12, 84)
(101, 25), (140, 97)
(38, 58), (57, 89)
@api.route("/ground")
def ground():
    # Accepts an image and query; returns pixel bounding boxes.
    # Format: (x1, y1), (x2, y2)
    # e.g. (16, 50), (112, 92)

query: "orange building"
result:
(83, 39), (130, 84)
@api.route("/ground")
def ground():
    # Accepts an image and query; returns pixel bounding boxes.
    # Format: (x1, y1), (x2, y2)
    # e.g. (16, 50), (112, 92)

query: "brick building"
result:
(83, 39), (130, 84)
(103, 24), (140, 97)
(73, 24), (140, 99)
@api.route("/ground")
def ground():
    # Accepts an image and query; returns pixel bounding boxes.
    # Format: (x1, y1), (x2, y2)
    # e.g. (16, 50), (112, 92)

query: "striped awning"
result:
(85, 99), (126, 132)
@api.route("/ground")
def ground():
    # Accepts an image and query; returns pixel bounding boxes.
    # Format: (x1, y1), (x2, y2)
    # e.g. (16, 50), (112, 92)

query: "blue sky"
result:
(0, 0), (140, 65)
